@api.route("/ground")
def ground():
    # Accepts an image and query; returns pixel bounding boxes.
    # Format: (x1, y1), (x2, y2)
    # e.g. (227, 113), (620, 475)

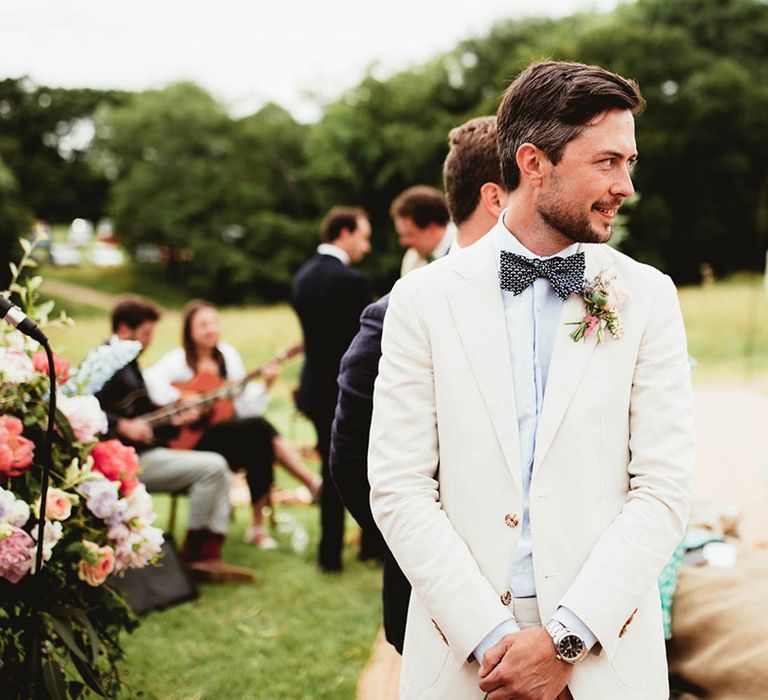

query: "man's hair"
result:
(442, 116), (502, 225)
(111, 295), (161, 332)
(497, 61), (645, 190)
(389, 186), (450, 229)
(321, 206), (368, 243)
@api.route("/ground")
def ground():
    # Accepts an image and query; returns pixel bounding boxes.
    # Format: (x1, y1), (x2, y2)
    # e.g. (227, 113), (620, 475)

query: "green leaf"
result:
(77, 612), (102, 661)
(9, 261), (18, 278)
(42, 656), (68, 700)
(19, 237), (31, 255)
(26, 259), (38, 268)
(47, 615), (88, 663)
(28, 275), (43, 292)
(71, 652), (107, 697)
(55, 408), (78, 445)
(36, 299), (55, 319)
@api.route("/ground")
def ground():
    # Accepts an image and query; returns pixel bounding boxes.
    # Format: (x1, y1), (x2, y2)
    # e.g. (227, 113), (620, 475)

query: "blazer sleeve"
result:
(330, 298), (387, 533)
(558, 273), (695, 659)
(368, 278), (514, 668)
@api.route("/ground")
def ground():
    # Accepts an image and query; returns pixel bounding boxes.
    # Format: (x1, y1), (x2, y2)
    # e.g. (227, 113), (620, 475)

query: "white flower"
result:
(58, 394), (108, 443)
(110, 524), (164, 574)
(0, 486), (30, 527)
(122, 483), (156, 525)
(0, 347), (35, 383)
(28, 519), (63, 571)
(77, 474), (120, 519)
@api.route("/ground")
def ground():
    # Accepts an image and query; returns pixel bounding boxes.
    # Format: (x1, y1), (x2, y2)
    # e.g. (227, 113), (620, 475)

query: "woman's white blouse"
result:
(143, 342), (269, 418)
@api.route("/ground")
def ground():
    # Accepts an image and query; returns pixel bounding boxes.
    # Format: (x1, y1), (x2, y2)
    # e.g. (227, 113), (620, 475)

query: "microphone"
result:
(0, 296), (48, 344)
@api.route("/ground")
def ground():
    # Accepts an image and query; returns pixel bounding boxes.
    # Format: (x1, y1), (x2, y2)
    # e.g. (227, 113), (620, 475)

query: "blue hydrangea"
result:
(64, 337), (142, 396)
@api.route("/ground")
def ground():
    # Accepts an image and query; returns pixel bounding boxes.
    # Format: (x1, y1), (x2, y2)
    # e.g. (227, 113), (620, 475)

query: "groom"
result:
(368, 61), (695, 699)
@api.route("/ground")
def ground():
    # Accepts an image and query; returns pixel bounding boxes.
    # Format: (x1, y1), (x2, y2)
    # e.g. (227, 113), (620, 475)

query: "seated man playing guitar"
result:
(143, 300), (321, 550)
(94, 296), (255, 583)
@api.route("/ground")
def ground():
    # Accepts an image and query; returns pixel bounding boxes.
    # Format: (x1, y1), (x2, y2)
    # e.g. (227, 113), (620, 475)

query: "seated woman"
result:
(144, 300), (321, 549)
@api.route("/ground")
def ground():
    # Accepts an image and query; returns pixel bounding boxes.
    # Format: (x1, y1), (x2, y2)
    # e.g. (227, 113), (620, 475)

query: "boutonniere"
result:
(567, 272), (628, 343)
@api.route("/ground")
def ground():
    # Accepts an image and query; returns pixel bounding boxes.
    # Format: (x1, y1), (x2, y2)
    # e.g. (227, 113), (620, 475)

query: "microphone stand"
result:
(35, 339), (56, 575)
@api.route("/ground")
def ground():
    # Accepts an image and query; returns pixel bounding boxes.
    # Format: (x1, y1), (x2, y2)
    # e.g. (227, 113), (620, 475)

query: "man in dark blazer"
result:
(330, 116), (509, 650)
(292, 206), (373, 572)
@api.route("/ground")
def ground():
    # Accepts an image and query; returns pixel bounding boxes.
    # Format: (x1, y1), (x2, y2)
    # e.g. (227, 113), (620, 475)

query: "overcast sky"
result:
(2, 0), (620, 121)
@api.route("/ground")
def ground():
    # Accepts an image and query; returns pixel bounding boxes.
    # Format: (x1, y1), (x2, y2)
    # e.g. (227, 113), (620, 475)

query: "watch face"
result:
(558, 634), (585, 660)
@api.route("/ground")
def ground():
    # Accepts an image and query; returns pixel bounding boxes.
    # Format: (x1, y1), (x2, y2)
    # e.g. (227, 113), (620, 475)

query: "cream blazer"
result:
(368, 234), (695, 699)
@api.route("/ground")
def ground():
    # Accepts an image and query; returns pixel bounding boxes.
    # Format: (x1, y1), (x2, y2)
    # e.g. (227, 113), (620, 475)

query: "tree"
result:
(0, 78), (125, 223)
(0, 155), (32, 287)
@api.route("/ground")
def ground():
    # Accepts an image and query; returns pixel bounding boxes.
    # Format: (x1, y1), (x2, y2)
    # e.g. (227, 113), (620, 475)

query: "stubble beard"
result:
(536, 175), (618, 245)
(537, 195), (613, 245)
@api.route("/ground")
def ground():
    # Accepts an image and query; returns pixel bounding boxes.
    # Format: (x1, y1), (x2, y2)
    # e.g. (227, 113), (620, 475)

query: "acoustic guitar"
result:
(139, 344), (303, 450)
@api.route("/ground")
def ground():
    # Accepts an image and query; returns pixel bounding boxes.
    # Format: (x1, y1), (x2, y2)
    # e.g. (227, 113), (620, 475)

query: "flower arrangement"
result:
(0, 232), (163, 699)
(568, 271), (628, 343)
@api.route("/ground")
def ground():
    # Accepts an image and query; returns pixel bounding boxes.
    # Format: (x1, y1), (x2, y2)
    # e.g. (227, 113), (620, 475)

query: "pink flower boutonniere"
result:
(568, 272), (627, 343)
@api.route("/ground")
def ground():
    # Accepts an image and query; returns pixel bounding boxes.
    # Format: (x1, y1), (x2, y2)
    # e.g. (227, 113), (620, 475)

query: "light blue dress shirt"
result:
(474, 214), (597, 663)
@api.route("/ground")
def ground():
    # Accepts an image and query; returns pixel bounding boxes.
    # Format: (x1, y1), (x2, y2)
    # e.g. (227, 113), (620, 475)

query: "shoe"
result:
(317, 561), (342, 574)
(245, 526), (278, 550)
(186, 560), (255, 583)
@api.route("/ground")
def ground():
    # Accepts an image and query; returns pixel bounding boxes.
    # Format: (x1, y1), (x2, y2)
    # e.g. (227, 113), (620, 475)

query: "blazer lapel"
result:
(446, 237), (522, 492)
(533, 244), (616, 471)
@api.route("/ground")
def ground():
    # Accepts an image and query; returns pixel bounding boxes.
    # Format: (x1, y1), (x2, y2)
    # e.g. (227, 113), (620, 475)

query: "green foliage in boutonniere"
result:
(567, 272), (627, 343)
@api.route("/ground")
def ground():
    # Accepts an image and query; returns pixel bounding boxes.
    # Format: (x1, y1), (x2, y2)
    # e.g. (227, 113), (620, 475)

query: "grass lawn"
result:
(33, 268), (768, 699)
(118, 498), (382, 700)
(677, 273), (768, 382)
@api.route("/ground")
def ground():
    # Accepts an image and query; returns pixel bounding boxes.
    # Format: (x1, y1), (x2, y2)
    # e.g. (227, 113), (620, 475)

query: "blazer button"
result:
(500, 590), (512, 606)
(504, 513), (520, 528)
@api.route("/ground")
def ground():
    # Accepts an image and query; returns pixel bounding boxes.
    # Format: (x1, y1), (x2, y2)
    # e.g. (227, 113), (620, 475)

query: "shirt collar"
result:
(431, 223), (455, 259)
(317, 243), (350, 265)
(492, 209), (580, 273)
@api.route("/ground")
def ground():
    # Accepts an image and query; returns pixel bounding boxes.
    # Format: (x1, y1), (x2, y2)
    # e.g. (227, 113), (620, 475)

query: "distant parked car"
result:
(68, 218), (94, 247)
(89, 242), (125, 267)
(49, 243), (82, 267)
(96, 218), (116, 243)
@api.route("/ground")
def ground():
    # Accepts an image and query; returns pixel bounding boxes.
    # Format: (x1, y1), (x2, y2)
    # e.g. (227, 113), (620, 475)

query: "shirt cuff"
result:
(473, 618), (520, 664)
(552, 606), (598, 651)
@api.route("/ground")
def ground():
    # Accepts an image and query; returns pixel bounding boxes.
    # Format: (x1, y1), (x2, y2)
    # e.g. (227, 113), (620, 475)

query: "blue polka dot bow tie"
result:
(499, 251), (586, 300)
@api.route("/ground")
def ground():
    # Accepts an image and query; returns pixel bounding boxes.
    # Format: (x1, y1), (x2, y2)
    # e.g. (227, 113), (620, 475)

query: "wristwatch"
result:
(545, 619), (588, 664)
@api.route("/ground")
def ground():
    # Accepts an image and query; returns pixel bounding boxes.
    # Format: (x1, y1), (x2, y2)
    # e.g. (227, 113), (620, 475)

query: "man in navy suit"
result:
(330, 116), (509, 649)
(292, 207), (373, 572)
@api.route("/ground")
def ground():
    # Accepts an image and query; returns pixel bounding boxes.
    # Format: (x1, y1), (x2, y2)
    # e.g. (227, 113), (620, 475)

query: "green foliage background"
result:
(2, 0), (768, 300)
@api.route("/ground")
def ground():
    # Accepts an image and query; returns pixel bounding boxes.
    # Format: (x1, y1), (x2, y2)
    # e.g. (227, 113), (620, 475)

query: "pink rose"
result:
(584, 315), (601, 336)
(90, 440), (141, 496)
(58, 395), (107, 444)
(0, 415), (35, 478)
(36, 488), (73, 521)
(77, 540), (115, 586)
(32, 351), (70, 382)
(605, 283), (629, 313)
(0, 525), (34, 583)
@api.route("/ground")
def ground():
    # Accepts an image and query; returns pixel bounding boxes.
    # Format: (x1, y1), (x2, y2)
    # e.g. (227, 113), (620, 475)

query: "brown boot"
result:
(186, 559), (256, 583)
(185, 530), (255, 583)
